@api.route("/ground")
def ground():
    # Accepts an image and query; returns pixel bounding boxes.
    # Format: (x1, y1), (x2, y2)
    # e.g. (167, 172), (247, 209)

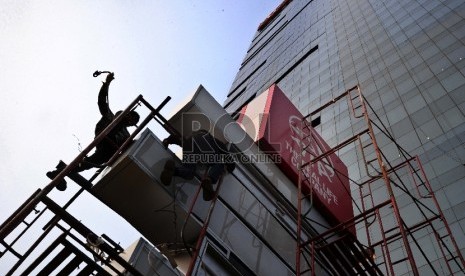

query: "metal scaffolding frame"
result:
(2, 83), (463, 275)
(0, 94), (176, 275)
(295, 86), (465, 275)
(184, 174), (225, 276)
(0, 90), (231, 275)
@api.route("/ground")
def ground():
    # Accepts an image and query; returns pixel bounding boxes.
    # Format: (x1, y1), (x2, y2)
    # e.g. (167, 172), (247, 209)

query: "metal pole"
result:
(186, 175), (225, 276)
(0, 95), (143, 240)
(357, 87), (419, 275)
(41, 196), (144, 276)
(295, 119), (306, 276)
(413, 156), (465, 271)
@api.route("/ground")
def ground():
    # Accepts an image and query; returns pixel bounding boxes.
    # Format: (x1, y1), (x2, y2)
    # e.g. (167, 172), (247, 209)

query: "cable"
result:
(72, 134), (83, 152)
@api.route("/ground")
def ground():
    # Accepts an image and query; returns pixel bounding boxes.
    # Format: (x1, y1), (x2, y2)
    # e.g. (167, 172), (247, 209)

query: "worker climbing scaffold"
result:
(46, 71), (140, 191)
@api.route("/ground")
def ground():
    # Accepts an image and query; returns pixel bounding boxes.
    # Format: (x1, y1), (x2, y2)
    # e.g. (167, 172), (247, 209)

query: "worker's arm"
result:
(98, 73), (115, 118)
(162, 134), (182, 148)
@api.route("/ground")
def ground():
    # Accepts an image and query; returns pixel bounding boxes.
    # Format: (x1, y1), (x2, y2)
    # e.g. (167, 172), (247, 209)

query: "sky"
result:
(0, 0), (282, 256)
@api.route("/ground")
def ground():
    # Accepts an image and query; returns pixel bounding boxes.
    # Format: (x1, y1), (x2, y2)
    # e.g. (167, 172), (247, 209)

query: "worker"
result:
(46, 72), (140, 191)
(160, 129), (235, 201)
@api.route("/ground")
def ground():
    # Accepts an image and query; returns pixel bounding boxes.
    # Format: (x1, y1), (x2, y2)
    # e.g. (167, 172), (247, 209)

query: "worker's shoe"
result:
(46, 170), (67, 191)
(201, 177), (214, 201)
(160, 160), (175, 186)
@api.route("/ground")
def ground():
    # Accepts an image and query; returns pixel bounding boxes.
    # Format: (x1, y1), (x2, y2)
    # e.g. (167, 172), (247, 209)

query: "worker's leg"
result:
(75, 150), (109, 172)
(46, 148), (110, 191)
(160, 160), (197, 186)
(201, 163), (225, 201)
(207, 163), (225, 184)
(174, 163), (196, 180)
(46, 162), (68, 191)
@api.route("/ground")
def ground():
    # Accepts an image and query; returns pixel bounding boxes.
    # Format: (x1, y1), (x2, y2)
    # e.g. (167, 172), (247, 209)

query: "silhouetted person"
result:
(160, 129), (236, 201)
(47, 72), (140, 191)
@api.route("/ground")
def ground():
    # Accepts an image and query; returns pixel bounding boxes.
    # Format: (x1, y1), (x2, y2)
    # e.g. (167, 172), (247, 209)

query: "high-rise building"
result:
(224, 0), (465, 275)
(1, 1), (464, 275)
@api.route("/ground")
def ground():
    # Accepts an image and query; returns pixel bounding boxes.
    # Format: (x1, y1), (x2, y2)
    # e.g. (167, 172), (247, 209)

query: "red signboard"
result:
(238, 84), (355, 234)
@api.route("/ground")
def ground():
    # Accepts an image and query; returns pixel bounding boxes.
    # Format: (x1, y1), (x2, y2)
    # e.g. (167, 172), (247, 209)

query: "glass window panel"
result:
(443, 169), (465, 205)
(404, 93), (427, 113)
(430, 94), (455, 116)
(428, 54), (452, 73)
(397, 130), (422, 153)
(438, 107), (465, 131)
(386, 104), (407, 124)
(440, 71), (465, 92)
(391, 117), (414, 138)
(419, 42), (440, 60)
(396, 76), (416, 94)
(412, 65), (434, 85)
(411, 106), (434, 126)
(436, 165), (465, 190)
(418, 118), (443, 140)
(438, 33), (457, 50)
(449, 83), (465, 105)
(400, 86), (421, 102)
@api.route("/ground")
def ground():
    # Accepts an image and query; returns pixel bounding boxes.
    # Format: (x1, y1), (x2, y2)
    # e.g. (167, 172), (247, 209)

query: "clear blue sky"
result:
(0, 0), (282, 251)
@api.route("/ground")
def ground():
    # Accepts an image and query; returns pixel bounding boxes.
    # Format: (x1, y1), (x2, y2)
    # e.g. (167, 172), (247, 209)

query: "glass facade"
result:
(225, 0), (465, 274)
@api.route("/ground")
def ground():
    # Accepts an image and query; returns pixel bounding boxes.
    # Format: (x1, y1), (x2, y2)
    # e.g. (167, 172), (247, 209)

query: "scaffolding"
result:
(296, 86), (465, 275)
(184, 174), (225, 276)
(0, 93), (180, 275)
(2, 82), (464, 275)
(0, 86), (231, 275)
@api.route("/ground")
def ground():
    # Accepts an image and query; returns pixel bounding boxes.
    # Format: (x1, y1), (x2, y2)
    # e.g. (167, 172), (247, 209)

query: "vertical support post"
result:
(186, 175), (225, 276)
(296, 163), (303, 276)
(0, 96), (144, 241)
(413, 156), (465, 272)
(311, 241), (316, 276)
(355, 87), (419, 275)
(295, 117), (309, 276)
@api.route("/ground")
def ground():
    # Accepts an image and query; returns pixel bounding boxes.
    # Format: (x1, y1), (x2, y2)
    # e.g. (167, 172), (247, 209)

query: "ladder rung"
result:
(362, 142), (373, 149)
(362, 193), (371, 198)
(439, 234), (450, 240)
(447, 256), (458, 262)
(412, 168), (421, 173)
(383, 226), (398, 235)
(391, 257), (409, 266)
(366, 158), (378, 164)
